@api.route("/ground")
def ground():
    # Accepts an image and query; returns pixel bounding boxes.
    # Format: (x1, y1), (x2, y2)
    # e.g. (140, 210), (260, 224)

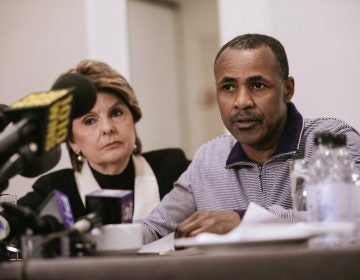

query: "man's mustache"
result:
(230, 111), (262, 123)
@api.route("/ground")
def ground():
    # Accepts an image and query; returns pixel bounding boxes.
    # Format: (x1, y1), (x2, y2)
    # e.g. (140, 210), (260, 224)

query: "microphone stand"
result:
(0, 143), (38, 189)
(0, 180), (9, 194)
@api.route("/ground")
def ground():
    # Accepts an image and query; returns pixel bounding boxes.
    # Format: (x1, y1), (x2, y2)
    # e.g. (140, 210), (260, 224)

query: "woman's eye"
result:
(83, 118), (96, 126)
(112, 108), (124, 118)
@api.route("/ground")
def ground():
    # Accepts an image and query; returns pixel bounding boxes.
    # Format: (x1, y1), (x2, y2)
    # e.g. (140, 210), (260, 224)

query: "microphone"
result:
(70, 206), (109, 235)
(20, 146), (61, 178)
(37, 190), (74, 229)
(0, 214), (10, 240)
(0, 109), (11, 190)
(0, 190), (74, 240)
(3, 73), (96, 155)
(0, 144), (61, 192)
(0, 202), (63, 239)
(0, 74), (96, 182)
(2, 89), (72, 157)
(50, 73), (97, 119)
(0, 144), (39, 184)
(0, 104), (10, 132)
(0, 203), (70, 259)
(0, 90), (67, 183)
(70, 189), (134, 235)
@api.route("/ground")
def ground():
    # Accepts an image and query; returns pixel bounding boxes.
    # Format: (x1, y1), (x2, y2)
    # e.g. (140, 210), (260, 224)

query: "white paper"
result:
(241, 202), (286, 224)
(174, 203), (356, 248)
(138, 232), (175, 254)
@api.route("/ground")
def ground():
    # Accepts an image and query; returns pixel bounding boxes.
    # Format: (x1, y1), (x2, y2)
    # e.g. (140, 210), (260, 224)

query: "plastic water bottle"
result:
(306, 132), (356, 247)
(306, 132), (336, 222)
(332, 134), (360, 242)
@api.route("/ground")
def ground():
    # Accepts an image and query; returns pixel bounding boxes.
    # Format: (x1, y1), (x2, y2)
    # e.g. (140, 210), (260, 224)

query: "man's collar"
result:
(226, 102), (303, 166)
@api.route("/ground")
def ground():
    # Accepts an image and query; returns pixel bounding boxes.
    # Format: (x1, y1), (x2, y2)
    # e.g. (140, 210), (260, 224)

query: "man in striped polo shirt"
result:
(138, 34), (360, 244)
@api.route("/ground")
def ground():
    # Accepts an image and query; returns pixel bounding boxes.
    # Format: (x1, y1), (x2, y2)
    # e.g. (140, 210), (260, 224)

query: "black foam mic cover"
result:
(20, 146), (61, 178)
(51, 73), (97, 119)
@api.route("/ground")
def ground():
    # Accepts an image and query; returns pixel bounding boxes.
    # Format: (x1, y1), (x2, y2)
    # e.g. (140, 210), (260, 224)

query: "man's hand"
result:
(174, 210), (241, 238)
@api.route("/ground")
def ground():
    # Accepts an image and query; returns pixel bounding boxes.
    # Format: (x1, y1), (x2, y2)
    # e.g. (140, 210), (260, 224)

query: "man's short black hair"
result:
(214, 34), (289, 80)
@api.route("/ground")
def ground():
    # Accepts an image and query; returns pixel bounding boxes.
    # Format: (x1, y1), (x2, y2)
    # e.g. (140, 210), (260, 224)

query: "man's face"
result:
(215, 46), (294, 150)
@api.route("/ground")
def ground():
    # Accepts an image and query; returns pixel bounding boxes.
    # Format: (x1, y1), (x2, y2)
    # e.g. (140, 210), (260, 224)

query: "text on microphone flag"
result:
(8, 89), (73, 154)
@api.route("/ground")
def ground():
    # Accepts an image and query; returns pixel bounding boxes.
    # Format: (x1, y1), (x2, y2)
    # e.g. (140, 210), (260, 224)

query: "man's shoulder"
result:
(304, 117), (359, 134)
(193, 134), (237, 161)
(198, 134), (237, 150)
(301, 117), (360, 155)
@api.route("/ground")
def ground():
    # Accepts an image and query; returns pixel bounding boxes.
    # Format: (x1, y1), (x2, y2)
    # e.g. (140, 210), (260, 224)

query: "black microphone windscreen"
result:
(20, 145), (61, 178)
(51, 73), (97, 119)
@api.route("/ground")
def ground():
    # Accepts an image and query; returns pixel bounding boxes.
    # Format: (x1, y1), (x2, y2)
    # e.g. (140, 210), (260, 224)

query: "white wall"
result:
(177, 0), (224, 155)
(85, 0), (130, 79)
(128, 0), (184, 152)
(128, 0), (224, 156)
(0, 0), (88, 103)
(218, 0), (360, 131)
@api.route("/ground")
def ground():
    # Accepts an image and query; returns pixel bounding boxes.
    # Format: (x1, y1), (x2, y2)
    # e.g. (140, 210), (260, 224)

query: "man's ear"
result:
(284, 76), (295, 103)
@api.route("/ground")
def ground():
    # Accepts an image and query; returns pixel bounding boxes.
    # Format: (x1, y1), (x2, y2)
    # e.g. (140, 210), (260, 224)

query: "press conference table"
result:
(1, 242), (360, 280)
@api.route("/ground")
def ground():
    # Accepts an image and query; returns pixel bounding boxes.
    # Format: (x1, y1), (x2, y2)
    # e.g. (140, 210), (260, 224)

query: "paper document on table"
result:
(241, 202), (286, 224)
(174, 202), (356, 248)
(138, 232), (174, 254)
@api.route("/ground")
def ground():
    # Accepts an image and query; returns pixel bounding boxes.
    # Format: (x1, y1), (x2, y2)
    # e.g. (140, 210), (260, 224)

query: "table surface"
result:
(1, 241), (360, 280)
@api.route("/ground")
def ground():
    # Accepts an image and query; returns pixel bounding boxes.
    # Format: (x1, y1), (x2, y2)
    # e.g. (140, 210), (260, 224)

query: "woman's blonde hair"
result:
(53, 59), (143, 172)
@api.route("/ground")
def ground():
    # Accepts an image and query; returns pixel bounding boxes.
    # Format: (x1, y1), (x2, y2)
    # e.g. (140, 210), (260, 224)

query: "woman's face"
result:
(69, 92), (136, 174)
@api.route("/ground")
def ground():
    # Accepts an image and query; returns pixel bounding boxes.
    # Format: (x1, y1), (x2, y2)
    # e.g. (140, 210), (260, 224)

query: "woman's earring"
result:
(75, 149), (83, 163)
(133, 144), (137, 153)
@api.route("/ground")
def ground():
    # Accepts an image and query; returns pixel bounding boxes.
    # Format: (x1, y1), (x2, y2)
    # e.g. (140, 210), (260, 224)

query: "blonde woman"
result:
(18, 60), (190, 221)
